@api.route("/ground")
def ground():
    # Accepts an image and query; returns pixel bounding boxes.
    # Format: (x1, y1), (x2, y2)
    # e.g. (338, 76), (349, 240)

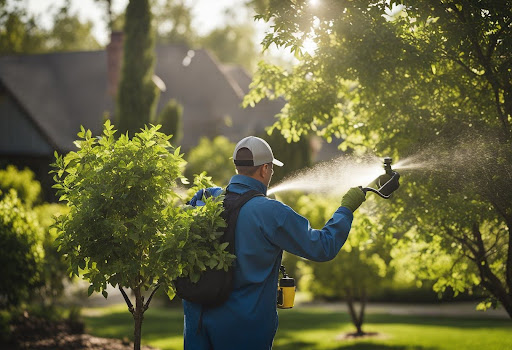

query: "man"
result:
(184, 136), (366, 349)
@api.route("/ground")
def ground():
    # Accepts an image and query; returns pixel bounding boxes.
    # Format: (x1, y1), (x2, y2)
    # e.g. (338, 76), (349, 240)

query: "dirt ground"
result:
(2, 314), (158, 350)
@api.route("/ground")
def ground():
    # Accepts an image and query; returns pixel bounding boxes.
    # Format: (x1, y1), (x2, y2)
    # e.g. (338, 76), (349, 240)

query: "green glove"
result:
(341, 187), (366, 212)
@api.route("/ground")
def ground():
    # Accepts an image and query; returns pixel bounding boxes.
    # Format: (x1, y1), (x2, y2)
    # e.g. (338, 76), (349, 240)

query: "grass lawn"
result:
(82, 304), (512, 350)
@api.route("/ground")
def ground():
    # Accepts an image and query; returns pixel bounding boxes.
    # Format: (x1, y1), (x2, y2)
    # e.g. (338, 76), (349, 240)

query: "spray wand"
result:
(360, 157), (401, 199)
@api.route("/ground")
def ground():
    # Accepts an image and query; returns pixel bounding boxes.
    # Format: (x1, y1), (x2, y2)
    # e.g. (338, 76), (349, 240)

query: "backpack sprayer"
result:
(277, 265), (295, 309)
(360, 157), (401, 199)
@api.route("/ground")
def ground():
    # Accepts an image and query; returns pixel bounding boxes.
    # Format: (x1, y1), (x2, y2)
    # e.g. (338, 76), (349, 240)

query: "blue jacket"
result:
(184, 175), (354, 350)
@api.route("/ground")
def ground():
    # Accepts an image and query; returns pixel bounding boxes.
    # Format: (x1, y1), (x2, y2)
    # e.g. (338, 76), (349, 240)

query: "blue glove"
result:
(188, 187), (223, 207)
(188, 189), (205, 207)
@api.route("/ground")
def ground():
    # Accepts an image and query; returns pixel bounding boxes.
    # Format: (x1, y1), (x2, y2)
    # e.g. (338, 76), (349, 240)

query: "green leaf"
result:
(166, 287), (176, 300)
(180, 177), (190, 185)
(102, 290), (108, 298)
(190, 272), (200, 283)
(88, 285), (94, 297)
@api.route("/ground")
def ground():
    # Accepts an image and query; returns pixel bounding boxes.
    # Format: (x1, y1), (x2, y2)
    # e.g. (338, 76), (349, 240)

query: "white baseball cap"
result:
(233, 136), (284, 167)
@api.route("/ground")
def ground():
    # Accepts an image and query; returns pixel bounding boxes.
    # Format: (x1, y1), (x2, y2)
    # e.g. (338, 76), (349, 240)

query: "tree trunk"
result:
(471, 223), (512, 318)
(345, 288), (364, 335)
(358, 288), (367, 331)
(133, 286), (144, 350)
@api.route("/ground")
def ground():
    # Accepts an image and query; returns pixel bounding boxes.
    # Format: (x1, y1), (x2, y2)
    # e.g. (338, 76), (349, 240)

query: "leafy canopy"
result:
(247, 0), (512, 314)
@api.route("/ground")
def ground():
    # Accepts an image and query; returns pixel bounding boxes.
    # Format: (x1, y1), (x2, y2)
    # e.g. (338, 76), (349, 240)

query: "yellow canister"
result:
(277, 276), (296, 309)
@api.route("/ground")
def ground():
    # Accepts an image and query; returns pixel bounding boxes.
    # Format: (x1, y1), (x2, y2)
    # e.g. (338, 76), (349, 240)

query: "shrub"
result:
(0, 190), (44, 308)
(0, 165), (42, 206)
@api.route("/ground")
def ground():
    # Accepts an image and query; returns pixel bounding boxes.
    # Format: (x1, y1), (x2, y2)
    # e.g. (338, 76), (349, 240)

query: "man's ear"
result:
(258, 164), (267, 178)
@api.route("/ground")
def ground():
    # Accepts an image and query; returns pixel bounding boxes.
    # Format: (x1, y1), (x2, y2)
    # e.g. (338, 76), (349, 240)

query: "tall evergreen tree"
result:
(116, 0), (158, 135)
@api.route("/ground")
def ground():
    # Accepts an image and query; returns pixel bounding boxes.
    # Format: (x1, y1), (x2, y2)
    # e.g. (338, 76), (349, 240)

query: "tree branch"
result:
(143, 284), (161, 311)
(119, 287), (135, 315)
(444, 226), (478, 259)
(440, 52), (481, 77)
(462, 7), (509, 133)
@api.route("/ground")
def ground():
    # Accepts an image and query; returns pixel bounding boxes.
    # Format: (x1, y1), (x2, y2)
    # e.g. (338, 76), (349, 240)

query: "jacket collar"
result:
(227, 174), (267, 196)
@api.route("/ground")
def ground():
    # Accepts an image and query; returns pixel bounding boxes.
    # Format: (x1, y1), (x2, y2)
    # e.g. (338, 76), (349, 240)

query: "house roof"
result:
(0, 44), (282, 153)
(0, 50), (108, 152)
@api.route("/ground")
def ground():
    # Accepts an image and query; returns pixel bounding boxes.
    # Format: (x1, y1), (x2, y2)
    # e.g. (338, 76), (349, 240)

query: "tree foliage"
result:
(46, 1), (100, 52)
(0, 0), (45, 54)
(116, 0), (159, 136)
(185, 136), (235, 187)
(51, 122), (233, 349)
(153, 0), (196, 47)
(199, 21), (259, 72)
(248, 0), (512, 316)
(0, 0), (100, 55)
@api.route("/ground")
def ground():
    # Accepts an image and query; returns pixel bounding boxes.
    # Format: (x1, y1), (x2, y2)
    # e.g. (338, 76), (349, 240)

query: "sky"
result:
(25, 0), (252, 46)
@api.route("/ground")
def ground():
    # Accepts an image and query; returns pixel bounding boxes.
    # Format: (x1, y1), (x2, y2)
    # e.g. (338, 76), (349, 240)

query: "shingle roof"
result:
(0, 50), (107, 152)
(0, 44), (283, 153)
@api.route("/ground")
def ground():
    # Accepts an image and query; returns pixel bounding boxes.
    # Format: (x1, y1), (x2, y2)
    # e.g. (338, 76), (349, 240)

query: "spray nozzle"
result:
(360, 157), (400, 199)
(383, 157), (393, 174)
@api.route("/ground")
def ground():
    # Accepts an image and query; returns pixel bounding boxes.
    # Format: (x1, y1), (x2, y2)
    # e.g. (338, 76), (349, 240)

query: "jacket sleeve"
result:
(265, 202), (353, 262)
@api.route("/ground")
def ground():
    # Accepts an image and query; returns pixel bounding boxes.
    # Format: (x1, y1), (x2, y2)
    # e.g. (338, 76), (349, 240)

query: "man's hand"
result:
(187, 187), (223, 207)
(187, 189), (205, 206)
(341, 187), (366, 212)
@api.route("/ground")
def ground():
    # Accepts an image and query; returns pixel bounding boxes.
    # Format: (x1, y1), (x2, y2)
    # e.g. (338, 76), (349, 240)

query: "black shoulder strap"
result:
(228, 189), (264, 209)
(222, 190), (264, 254)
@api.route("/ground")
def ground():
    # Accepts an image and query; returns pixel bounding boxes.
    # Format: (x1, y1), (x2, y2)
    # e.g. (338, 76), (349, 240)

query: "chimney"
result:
(107, 31), (124, 97)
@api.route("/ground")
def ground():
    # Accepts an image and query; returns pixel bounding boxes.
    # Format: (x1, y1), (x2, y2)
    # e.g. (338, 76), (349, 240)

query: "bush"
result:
(0, 165), (42, 206)
(0, 190), (44, 308)
(33, 204), (70, 305)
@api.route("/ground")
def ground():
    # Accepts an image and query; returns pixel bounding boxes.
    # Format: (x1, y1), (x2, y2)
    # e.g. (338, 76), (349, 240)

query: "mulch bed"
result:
(2, 313), (158, 350)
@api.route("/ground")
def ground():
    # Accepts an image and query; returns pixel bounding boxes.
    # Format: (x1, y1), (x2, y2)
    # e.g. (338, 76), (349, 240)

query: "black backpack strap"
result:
(227, 189), (264, 210)
(222, 190), (264, 253)
(196, 189), (264, 332)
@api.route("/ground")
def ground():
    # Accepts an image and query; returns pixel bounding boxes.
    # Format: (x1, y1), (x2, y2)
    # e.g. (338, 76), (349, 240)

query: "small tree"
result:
(52, 122), (233, 350)
(293, 195), (390, 336)
(155, 98), (183, 145)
